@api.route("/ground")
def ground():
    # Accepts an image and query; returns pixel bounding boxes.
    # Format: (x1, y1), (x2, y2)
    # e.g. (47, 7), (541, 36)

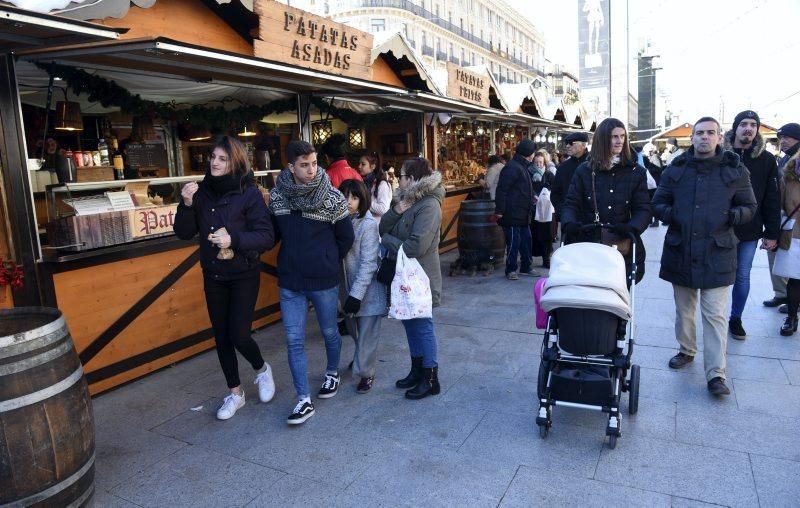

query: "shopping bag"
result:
(533, 277), (549, 329)
(388, 245), (433, 320)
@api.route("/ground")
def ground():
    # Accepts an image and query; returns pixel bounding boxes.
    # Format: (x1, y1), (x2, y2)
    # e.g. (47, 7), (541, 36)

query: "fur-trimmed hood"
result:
(785, 150), (800, 183)
(396, 171), (444, 205)
(724, 130), (766, 159)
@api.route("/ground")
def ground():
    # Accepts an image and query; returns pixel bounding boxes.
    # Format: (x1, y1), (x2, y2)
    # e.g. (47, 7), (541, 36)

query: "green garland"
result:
(36, 62), (416, 130)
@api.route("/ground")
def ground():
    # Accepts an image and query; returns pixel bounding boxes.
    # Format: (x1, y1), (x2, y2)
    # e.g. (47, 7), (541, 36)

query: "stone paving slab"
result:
(750, 454), (800, 508)
(111, 445), (283, 507)
(594, 434), (759, 507)
(498, 464), (672, 507)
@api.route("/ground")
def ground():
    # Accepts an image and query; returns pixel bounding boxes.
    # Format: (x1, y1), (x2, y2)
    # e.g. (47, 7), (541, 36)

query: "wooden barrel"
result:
(457, 199), (505, 266)
(0, 307), (95, 507)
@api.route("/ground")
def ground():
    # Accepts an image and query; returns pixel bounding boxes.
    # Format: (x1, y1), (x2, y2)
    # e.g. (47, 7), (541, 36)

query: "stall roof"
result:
(18, 37), (498, 115)
(371, 32), (442, 95)
(0, 4), (124, 52)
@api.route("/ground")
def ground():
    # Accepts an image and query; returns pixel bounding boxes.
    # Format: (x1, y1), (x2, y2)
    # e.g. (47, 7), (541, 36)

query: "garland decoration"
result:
(36, 62), (417, 130)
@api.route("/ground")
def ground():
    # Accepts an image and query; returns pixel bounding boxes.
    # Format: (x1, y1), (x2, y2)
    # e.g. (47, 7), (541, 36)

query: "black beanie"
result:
(732, 110), (760, 134)
(516, 138), (536, 157)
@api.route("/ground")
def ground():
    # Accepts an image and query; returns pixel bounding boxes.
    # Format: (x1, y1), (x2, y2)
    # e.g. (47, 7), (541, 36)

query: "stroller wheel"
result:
(607, 434), (617, 449)
(539, 423), (549, 439)
(628, 364), (641, 415)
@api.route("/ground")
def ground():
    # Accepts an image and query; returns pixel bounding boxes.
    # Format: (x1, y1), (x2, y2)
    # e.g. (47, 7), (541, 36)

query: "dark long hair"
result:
(339, 178), (371, 218)
(362, 152), (388, 198)
(589, 117), (633, 171)
(212, 135), (251, 179)
(401, 157), (433, 181)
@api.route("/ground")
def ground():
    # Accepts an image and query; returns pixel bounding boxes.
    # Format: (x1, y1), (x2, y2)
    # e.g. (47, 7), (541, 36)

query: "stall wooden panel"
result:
(439, 186), (481, 253)
(44, 242), (281, 394)
(0, 178), (11, 308)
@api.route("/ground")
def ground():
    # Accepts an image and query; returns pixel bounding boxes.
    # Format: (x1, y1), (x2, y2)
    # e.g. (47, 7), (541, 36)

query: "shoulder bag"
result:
(778, 201), (800, 250)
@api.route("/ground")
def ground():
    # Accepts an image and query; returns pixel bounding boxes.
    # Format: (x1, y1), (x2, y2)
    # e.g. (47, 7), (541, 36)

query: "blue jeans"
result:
(730, 240), (758, 319)
(401, 317), (438, 368)
(280, 286), (342, 397)
(503, 225), (532, 274)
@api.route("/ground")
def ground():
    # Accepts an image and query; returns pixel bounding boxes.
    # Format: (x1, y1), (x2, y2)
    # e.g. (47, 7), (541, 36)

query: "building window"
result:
(371, 18), (386, 32)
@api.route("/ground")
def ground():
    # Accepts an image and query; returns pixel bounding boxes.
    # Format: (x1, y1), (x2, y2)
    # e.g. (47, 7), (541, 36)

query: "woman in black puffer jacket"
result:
(560, 117), (652, 283)
(174, 136), (276, 421)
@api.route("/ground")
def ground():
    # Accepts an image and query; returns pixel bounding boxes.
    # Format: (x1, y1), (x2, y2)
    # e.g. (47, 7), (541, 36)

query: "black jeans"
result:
(204, 274), (265, 388)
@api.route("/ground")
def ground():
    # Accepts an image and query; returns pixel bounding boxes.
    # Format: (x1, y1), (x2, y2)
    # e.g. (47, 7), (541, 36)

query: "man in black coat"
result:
(495, 139), (537, 280)
(723, 111), (780, 340)
(764, 122), (800, 310)
(652, 117), (757, 397)
(551, 132), (589, 216)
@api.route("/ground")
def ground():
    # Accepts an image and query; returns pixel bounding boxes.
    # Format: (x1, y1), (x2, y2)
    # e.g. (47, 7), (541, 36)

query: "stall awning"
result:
(19, 37), (507, 115)
(0, 5), (123, 53)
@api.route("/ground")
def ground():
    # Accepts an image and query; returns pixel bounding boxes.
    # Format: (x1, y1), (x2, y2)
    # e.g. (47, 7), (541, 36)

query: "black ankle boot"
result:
(405, 367), (440, 399)
(396, 356), (423, 388)
(780, 315), (798, 336)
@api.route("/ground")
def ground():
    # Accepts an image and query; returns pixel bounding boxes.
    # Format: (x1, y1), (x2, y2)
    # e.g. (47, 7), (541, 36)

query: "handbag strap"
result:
(591, 169), (600, 223)
(782, 201), (800, 229)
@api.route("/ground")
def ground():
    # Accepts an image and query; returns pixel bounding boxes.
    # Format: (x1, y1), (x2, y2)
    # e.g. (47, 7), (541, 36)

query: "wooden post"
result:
(0, 54), (40, 305)
(297, 94), (312, 142)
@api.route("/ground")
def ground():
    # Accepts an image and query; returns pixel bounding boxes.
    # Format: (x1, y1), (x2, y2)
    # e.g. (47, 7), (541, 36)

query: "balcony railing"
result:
(436, 50), (447, 61)
(449, 55), (460, 64)
(421, 45), (434, 57)
(351, 0), (544, 76)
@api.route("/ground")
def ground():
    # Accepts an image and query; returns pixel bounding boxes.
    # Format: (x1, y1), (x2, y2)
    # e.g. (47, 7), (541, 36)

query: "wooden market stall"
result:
(2, 0), (518, 394)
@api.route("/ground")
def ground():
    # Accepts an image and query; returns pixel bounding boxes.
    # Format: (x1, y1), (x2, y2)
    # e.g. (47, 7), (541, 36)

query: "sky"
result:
(505, 0), (800, 127)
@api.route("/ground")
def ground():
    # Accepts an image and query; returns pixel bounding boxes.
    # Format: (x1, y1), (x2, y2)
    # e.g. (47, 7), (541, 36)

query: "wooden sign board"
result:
(446, 63), (491, 108)
(253, 0), (373, 80)
(128, 204), (178, 239)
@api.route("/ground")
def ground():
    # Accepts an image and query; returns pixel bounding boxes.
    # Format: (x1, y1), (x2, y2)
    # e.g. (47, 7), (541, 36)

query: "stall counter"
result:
(39, 236), (281, 394)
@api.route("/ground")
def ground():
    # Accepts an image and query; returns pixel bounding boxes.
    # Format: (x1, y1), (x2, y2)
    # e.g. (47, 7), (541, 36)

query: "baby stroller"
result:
(534, 225), (640, 449)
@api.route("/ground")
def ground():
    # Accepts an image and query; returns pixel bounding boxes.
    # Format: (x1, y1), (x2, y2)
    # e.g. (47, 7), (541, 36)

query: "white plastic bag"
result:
(645, 169), (657, 190)
(388, 245), (433, 320)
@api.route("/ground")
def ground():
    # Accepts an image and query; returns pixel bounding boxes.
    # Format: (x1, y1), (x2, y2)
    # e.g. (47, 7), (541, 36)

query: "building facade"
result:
(281, 0), (547, 84)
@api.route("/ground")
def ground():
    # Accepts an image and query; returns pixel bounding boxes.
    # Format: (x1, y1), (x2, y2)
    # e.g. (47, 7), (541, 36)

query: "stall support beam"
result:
(489, 122), (496, 155)
(0, 54), (41, 305)
(297, 93), (312, 142)
(417, 113), (426, 158)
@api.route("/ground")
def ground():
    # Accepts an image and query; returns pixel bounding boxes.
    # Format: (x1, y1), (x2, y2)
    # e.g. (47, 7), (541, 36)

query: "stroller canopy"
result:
(540, 242), (632, 320)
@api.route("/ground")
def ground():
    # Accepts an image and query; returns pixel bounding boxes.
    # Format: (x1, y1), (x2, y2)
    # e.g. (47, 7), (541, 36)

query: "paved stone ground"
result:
(92, 227), (800, 507)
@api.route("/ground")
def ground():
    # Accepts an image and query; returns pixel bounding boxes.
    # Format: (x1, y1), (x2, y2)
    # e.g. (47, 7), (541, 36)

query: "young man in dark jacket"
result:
(269, 140), (354, 425)
(723, 111), (780, 339)
(653, 117), (757, 397)
(494, 139), (537, 280)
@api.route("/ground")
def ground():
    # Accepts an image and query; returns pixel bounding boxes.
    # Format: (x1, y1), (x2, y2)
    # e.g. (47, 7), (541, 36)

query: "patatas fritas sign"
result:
(254, 0), (373, 80)
(129, 204), (178, 239)
(446, 63), (491, 108)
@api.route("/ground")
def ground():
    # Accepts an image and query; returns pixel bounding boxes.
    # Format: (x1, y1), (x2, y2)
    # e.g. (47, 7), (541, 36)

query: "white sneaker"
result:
(254, 363), (275, 403)
(216, 391), (245, 420)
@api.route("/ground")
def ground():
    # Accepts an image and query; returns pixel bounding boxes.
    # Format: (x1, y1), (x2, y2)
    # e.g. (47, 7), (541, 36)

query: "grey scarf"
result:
(269, 168), (349, 223)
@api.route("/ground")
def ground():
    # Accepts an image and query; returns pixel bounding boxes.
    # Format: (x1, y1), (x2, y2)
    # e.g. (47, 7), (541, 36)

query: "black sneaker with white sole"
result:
(287, 399), (315, 425)
(317, 373), (340, 398)
(728, 318), (746, 340)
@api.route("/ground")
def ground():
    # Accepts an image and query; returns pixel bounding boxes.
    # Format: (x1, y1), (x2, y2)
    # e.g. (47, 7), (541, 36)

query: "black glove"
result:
(611, 223), (636, 236)
(343, 296), (361, 315)
(563, 222), (581, 239)
(376, 256), (396, 285)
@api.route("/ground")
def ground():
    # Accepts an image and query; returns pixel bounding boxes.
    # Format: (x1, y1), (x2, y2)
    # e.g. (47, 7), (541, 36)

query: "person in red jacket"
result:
(321, 133), (362, 188)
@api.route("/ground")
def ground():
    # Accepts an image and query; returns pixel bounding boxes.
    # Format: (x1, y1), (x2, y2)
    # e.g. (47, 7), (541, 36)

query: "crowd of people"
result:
(174, 111), (799, 423)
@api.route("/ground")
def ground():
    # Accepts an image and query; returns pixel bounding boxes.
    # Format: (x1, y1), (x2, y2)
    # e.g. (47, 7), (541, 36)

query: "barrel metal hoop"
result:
(0, 314), (66, 349)
(65, 483), (95, 508)
(0, 365), (84, 413)
(0, 327), (70, 360)
(0, 340), (73, 377)
(2, 452), (95, 508)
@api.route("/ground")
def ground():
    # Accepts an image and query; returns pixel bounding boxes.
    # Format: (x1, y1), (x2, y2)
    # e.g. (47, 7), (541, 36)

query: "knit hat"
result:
(516, 138), (536, 157)
(778, 123), (800, 140)
(732, 110), (760, 134)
